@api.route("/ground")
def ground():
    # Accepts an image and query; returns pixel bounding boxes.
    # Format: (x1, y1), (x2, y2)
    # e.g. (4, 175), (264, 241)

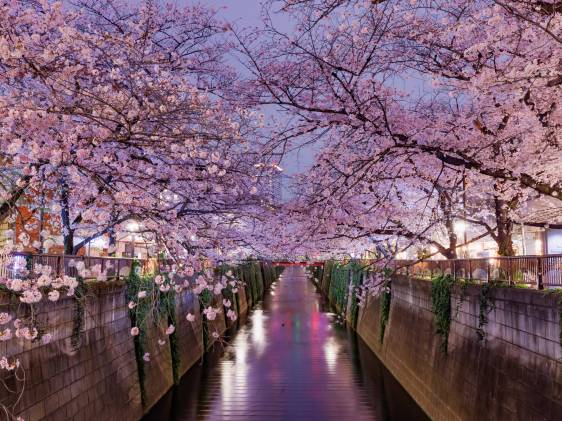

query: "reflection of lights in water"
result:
(236, 332), (249, 365)
(220, 362), (235, 411)
(324, 337), (339, 373)
(251, 310), (267, 356)
(219, 333), (249, 415)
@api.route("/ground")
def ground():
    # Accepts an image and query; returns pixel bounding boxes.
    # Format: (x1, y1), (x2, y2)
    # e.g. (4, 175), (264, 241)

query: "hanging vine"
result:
(160, 286), (180, 386)
(454, 279), (472, 319)
(430, 274), (455, 353)
(349, 263), (363, 329)
(126, 261), (148, 406)
(477, 283), (495, 340)
(199, 289), (213, 350)
(558, 296), (562, 351)
(70, 276), (86, 351)
(379, 280), (391, 343)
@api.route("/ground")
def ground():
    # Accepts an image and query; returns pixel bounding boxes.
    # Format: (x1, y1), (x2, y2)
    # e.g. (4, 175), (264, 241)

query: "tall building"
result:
(271, 172), (283, 204)
(263, 171), (283, 205)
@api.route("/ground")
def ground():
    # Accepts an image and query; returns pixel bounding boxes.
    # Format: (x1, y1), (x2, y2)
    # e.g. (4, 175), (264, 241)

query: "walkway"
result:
(144, 266), (427, 421)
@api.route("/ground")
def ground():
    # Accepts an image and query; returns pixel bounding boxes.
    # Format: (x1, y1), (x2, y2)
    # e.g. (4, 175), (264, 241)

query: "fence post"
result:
(452, 260), (456, 281)
(468, 259), (472, 281)
(537, 257), (544, 290)
(57, 255), (63, 277)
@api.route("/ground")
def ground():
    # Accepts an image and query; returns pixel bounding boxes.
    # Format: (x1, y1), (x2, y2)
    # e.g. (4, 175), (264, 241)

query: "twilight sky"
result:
(198, 0), (265, 27)
(195, 0), (316, 184)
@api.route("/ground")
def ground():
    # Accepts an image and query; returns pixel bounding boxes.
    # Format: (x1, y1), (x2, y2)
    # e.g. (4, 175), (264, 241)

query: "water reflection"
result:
(323, 337), (339, 374)
(144, 267), (428, 421)
(251, 309), (267, 356)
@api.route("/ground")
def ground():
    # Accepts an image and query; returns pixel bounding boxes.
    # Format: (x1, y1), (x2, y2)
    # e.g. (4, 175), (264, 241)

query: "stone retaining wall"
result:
(313, 265), (562, 421)
(2, 261), (278, 421)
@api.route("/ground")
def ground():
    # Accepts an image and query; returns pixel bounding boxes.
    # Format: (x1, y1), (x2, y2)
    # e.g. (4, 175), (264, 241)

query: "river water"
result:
(143, 266), (428, 421)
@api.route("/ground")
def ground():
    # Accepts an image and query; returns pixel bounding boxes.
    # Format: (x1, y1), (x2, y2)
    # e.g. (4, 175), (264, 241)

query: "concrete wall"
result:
(2, 261), (277, 421)
(356, 276), (562, 421)
(1, 283), (143, 421)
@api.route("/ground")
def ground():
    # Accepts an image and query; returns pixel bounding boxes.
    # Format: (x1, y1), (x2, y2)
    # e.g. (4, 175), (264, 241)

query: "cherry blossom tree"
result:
(0, 2), (276, 416)
(0, 0), (276, 258)
(240, 0), (562, 258)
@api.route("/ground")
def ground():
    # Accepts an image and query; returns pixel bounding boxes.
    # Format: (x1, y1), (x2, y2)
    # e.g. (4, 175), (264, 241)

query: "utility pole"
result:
(462, 173), (468, 257)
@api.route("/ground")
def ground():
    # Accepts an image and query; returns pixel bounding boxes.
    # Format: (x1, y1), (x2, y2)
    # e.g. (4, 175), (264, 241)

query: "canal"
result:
(143, 266), (428, 420)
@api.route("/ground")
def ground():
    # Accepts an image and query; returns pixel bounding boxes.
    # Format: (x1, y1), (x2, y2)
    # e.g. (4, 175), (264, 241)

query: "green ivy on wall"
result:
(477, 283), (495, 340)
(430, 274), (455, 353)
(348, 263), (363, 329)
(559, 297), (562, 351)
(322, 261), (334, 293)
(126, 261), (148, 406)
(379, 281), (391, 344)
(160, 283), (181, 386)
(126, 261), (184, 402)
(454, 279), (472, 319)
(70, 276), (86, 351)
(199, 288), (213, 351)
(328, 263), (349, 315)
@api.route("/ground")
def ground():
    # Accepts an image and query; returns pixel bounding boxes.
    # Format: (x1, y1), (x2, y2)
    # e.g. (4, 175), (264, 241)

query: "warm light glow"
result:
(454, 221), (466, 233)
(127, 221), (140, 232)
(468, 241), (483, 257)
(535, 239), (542, 254)
(90, 236), (108, 249)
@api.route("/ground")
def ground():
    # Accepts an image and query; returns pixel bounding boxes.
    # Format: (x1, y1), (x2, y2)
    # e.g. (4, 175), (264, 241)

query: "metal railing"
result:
(0, 253), (156, 281)
(2, 253), (562, 289)
(390, 255), (562, 289)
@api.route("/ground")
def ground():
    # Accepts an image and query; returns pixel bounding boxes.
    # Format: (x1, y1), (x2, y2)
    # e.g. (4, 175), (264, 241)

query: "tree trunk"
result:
(108, 226), (117, 256)
(438, 188), (458, 259)
(60, 178), (74, 255)
(494, 197), (515, 256)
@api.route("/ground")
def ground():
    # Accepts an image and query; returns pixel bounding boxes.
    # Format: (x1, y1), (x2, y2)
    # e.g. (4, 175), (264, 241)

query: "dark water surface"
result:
(143, 267), (429, 421)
